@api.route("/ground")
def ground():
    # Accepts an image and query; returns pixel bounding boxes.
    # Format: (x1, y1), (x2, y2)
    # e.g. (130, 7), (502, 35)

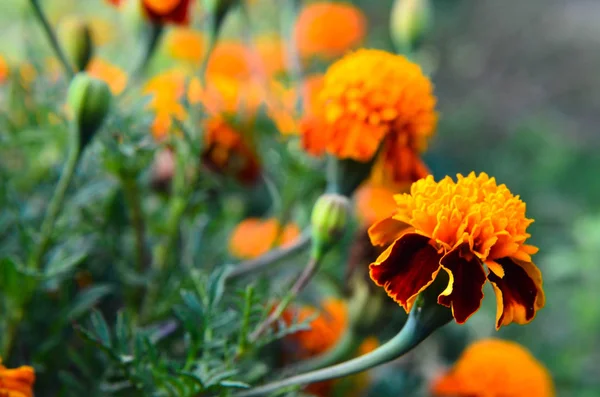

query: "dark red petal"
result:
(438, 246), (486, 324)
(369, 233), (441, 311)
(488, 257), (539, 329)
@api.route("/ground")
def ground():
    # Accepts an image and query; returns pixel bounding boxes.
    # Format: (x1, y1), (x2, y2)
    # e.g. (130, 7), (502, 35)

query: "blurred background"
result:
(2, 0), (600, 395)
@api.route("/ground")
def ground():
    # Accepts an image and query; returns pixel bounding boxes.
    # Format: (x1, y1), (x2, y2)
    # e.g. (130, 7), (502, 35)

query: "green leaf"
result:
(89, 310), (112, 348)
(220, 380), (250, 389)
(67, 285), (114, 320)
(208, 265), (232, 309)
(45, 250), (88, 278)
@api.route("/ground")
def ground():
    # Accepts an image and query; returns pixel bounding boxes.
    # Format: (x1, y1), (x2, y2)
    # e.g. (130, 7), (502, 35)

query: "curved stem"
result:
(28, 124), (80, 270)
(29, 0), (75, 78)
(226, 232), (311, 281)
(236, 313), (422, 397)
(249, 256), (320, 342)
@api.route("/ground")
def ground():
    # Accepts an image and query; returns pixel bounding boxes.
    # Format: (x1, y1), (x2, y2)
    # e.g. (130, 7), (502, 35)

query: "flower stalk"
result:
(29, 0), (75, 78)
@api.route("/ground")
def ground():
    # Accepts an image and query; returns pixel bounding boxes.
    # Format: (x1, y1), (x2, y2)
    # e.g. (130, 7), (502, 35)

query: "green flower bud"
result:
(58, 17), (94, 72)
(310, 193), (351, 260)
(390, 0), (432, 53)
(67, 73), (112, 150)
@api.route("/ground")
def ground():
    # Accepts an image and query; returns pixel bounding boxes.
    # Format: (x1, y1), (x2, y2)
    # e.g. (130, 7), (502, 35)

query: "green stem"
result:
(249, 256), (320, 342)
(121, 174), (148, 273)
(234, 295), (453, 397)
(29, 0), (75, 78)
(226, 232), (311, 281)
(28, 124), (80, 270)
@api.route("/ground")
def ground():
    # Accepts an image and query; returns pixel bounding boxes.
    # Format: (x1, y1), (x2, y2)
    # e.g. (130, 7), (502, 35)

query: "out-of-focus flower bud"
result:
(67, 73), (112, 150)
(58, 17), (94, 72)
(310, 193), (351, 260)
(390, 0), (432, 53)
(151, 148), (175, 192)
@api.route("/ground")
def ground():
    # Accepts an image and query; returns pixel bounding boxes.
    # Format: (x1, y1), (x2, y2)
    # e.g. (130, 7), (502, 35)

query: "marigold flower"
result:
(229, 218), (301, 260)
(0, 358), (36, 397)
(143, 68), (187, 138)
(368, 172), (544, 329)
(255, 34), (286, 77)
(143, 0), (193, 25)
(295, 2), (366, 60)
(0, 55), (9, 83)
(431, 339), (555, 397)
(302, 49), (437, 184)
(165, 27), (205, 65)
(86, 58), (127, 95)
(206, 41), (258, 81)
(354, 182), (400, 227)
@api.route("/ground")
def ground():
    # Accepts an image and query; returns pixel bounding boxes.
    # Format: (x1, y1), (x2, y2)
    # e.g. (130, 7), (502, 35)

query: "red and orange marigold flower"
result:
(301, 49), (437, 185)
(229, 218), (301, 260)
(0, 358), (35, 397)
(369, 172), (544, 329)
(431, 339), (555, 397)
(107, 0), (193, 25)
(295, 2), (366, 60)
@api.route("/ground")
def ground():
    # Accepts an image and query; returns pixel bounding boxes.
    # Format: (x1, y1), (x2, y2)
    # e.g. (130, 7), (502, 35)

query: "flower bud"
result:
(390, 0), (432, 53)
(310, 193), (351, 260)
(58, 17), (94, 72)
(67, 73), (112, 149)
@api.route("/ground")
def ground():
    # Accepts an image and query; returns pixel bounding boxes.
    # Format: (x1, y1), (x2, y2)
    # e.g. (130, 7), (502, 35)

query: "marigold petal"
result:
(438, 246), (487, 324)
(485, 260), (505, 278)
(368, 216), (410, 247)
(488, 257), (543, 329)
(369, 233), (441, 312)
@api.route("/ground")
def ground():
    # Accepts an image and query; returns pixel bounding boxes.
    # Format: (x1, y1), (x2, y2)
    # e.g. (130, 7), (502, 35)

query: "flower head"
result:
(0, 357), (35, 397)
(143, 0), (193, 25)
(369, 172), (544, 329)
(229, 218), (301, 259)
(0, 55), (9, 84)
(165, 27), (205, 65)
(143, 68), (187, 138)
(302, 49), (437, 184)
(354, 182), (400, 227)
(295, 2), (366, 60)
(431, 339), (554, 397)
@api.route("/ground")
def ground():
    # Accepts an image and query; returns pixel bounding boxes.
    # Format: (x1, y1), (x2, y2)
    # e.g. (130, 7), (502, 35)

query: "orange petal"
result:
(438, 246), (487, 324)
(367, 216), (410, 246)
(488, 257), (543, 329)
(369, 233), (441, 313)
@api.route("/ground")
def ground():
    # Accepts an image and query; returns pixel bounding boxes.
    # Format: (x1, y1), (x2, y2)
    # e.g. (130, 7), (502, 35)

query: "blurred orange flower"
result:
(302, 49), (437, 185)
(369, 172), (544, 329)
(266, 74), (324, 135)
(143, 68), (187, 138)
(87, 58), (128, 95)
(254, 34), (286, 77)
(0, 55), (9, 83)
(229, 218), (301, 259)
(165, 27), (205, 65)
(431, 339), (555, 397)
(206, 41), (259, 81)
(295, 2), (366, 60)
(203, 117), (261, 185)
(354, 182), (399, 227)
(0, 357), (35, 397)
(106, 0), (193, 25)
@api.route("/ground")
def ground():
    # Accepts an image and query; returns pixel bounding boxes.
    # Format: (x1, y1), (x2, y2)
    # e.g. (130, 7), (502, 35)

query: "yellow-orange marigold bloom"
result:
(369, 172), (544, 329)
(206, 42), (258, 81)
(431, 339), (555, 397)
(229, 218), (301, 260)
(143, 69), (187, 139)
(0, 55), (9, 84)
(302, 49), (437, 184)
(86, 58), (127, 95)
(255, 34), (286, 77)
(295, 2), (366, 60)
(0, 358), (35, 397)
(143, 0), (193, 25)
(188, 75), (264, 118)
(165, 27), (205, 65)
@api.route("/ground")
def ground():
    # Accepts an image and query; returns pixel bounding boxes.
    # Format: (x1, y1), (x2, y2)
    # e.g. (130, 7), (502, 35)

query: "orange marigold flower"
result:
(0, 55), (9, 84)
(143, 0), (193, 25)
(0, 357), (36, 397)
(295, 2), (366, 60)
(302, 49), (436, 185)
(143, 68), (187, 139)
(431, 339), (555, 397)
(206, 41), (258, 81)
(165, 27), (205, 65)
(86, 58), (127, 95)
(368, 172), (544, 329)
(203, 117), (261, 185)
(255, 34), (286, 77)
(229, 218), (301, 259)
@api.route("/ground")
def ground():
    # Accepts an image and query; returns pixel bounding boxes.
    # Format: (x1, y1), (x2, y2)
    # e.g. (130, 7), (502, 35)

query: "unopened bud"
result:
(58, 17), (94, 72)
(390, 0), (432, 53)
(68, 73), (112, 149)
(310, 193), (351, 259)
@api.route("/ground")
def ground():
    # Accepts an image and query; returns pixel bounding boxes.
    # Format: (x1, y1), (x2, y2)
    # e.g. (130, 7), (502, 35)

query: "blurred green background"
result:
(2, 0), (600, 395)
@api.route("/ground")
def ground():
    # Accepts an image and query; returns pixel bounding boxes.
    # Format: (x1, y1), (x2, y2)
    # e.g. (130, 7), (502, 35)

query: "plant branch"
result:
(29, 0), (75, 78)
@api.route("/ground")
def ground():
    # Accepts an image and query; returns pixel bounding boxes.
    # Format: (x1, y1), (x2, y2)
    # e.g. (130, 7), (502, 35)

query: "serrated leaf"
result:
(67, 285), (114, 320)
